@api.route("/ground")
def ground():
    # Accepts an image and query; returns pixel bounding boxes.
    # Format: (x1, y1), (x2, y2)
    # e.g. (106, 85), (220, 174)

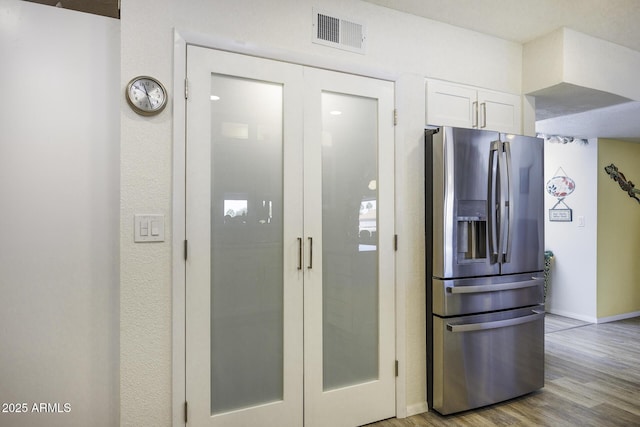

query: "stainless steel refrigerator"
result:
(425, 126), (545, 415)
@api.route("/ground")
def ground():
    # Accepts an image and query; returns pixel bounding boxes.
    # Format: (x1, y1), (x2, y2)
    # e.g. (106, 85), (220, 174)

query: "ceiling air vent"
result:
(312, 9), (366, 54)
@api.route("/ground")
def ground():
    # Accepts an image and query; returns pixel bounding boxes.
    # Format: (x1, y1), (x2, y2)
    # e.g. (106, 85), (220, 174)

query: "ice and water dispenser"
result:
(456, 200), (487, 262)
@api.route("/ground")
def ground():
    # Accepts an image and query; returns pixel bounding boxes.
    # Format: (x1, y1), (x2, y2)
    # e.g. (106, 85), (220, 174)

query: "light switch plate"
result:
(134, 214), (165, 242)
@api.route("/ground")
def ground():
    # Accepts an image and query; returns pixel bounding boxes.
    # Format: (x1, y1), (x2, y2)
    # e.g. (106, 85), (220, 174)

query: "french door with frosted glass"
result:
(185, 45), (395, 427)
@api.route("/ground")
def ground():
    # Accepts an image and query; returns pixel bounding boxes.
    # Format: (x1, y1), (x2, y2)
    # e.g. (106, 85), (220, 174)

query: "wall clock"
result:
(125, 76), (167, 116)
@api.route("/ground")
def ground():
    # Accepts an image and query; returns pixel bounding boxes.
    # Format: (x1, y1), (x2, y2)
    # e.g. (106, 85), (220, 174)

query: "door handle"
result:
(503, 141), (514, 263)
(307, 237), (313, 269)
(297, 237), (303, 270)
(446, 311), (544, 333)
(497, 141), (508, 264)
(487, 140), (500, 263)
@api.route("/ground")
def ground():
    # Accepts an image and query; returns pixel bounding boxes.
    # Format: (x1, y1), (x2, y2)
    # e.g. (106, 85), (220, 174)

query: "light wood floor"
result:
(367, 314), (640, 427)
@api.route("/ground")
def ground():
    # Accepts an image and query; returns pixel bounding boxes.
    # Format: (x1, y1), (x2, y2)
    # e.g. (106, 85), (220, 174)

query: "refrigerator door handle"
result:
(497, 141), (508, 264)
(487, 140), (501, 263)
(503, 140), (514, 263)
(446, 311), (544, 333)
(446, 279), (541, 294)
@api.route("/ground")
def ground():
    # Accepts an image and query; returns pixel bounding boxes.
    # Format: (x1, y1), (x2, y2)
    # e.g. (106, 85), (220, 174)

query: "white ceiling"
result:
(364, 0), (640, 142)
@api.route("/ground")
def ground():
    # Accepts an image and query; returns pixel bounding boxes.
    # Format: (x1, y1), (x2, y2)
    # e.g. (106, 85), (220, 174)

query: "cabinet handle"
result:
(472, 101), (478, 128)
(297, 237), (303, 270)
(307, 237), (313, 269)
(480, 102), (487, 128)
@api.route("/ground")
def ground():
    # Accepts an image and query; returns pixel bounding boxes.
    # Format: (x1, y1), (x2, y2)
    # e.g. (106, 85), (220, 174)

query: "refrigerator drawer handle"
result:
(446, 280), (540, 294)
(446, 311), (544, 333)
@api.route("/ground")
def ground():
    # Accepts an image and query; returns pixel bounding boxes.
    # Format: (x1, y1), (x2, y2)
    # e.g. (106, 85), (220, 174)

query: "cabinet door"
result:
(426, 80), (477, 128)
(427, 80), (523, 134)
(478, 90), (521, 134)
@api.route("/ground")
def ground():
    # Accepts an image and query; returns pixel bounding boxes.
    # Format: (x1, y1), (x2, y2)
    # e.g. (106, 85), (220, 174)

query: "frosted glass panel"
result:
(321, 91), (379, 391)
(209, 74), (284, 414)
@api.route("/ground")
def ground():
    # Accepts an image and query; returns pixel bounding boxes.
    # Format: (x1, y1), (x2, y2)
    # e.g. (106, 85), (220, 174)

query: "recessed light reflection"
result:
(329, 110), (342, 115)
(210, 95), (220, 101)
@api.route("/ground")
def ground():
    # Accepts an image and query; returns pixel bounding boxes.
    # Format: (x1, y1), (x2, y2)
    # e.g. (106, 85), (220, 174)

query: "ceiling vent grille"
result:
(313, 9), (366, 54)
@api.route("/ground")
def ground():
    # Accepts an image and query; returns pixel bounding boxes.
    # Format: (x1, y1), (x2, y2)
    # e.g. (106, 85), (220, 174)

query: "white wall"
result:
(523, 27), (640, 101)
(563, 29), (640, 101)
(120, 0), (524, 424)
(0, 2), (120, 426)
(543, 139), (598, 321)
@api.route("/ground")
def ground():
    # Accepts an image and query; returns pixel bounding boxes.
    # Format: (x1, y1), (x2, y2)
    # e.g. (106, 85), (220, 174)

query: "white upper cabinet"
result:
(477, 90), (522, 134)
(426, 80), (522, 134)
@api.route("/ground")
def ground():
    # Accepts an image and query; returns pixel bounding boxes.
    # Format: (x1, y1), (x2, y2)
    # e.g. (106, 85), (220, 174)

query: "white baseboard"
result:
(547, 308), (640, 324)
(405, 402), (428, 417)
(596, 310), (640, 323)
(546, 308), (596, 323)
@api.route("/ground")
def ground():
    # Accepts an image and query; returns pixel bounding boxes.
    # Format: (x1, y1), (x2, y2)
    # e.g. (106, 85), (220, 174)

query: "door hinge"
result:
(393, 109), (398, 126)
(184, 401), (188, 423)
(184, 240), (188, 261)
(185, 77), (189, 100)
(395, 360), (399, 377)
(394, 234), (398, 251)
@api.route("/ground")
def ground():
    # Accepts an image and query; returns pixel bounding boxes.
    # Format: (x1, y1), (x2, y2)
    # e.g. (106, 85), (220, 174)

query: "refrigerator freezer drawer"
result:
(432, 306), (545, 415)
(432, 273), (544, 317)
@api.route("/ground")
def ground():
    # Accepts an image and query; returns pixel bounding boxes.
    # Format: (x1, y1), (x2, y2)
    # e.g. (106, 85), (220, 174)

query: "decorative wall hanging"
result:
(604, 163), (640, 205)
(546, 167), (575, 221)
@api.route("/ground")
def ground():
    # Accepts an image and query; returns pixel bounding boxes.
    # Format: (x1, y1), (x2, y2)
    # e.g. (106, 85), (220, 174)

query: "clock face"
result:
(126, 76), (167, 115)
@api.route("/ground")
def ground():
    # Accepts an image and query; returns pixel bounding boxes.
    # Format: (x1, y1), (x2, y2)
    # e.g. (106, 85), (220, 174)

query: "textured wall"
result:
(119, 1), (174, 425)
(597, 139), (640, 319)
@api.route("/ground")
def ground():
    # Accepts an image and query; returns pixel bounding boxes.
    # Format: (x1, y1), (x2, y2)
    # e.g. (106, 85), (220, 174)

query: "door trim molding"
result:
(171, 28), (406, 425)
(174, 29), (400, 82)
(172, 30), (188, 427)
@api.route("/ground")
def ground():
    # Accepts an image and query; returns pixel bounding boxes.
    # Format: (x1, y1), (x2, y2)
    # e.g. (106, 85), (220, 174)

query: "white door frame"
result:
(171, 29), (407, 426)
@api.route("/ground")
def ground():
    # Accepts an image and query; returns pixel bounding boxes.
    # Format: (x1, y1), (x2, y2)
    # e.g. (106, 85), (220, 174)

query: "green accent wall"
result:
(597, 139), (640, 318)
